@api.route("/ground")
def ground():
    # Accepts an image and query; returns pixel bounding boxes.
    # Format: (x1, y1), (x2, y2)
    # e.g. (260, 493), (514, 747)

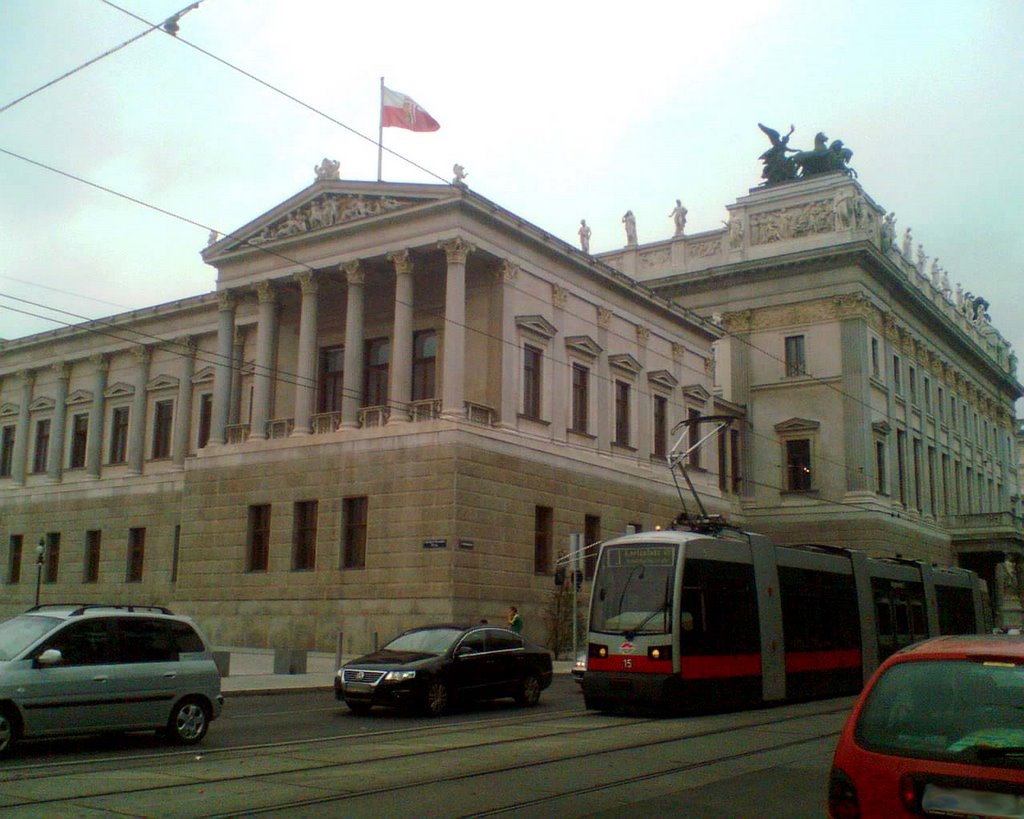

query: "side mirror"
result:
(35, 648), (63, 667)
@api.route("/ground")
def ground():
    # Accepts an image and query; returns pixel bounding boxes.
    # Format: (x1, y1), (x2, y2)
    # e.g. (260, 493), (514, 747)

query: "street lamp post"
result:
(34, 538), (45, 607)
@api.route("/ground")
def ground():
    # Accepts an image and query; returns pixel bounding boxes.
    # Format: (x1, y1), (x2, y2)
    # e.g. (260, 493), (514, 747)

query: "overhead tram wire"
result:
(97, 0), (450, 186)
(0, 1), (205, 116)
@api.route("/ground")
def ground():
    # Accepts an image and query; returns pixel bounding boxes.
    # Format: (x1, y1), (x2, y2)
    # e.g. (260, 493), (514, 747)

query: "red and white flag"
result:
(381, 86), (440, 132)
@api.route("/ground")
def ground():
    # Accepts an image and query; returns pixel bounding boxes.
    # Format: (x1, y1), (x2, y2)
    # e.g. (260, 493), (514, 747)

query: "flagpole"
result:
(377, 76), (384, 182)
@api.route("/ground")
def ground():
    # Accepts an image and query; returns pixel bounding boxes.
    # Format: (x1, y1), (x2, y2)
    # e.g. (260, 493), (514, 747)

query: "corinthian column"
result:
(11, 370), (34, 485)
(388, 250), (414, 423)
(440, 239), (473, 420)
(47, 362), (70, 482)
(85, 354), (108, 478)
(210, 290), (236, 445)
(249, 281), (278, 440)
(127, 345), (150, 475)
(341, 261), (365, 428)
(173, 337), (196, 466)
(497, 261), (519, 429)
(292, 272), (319, 436)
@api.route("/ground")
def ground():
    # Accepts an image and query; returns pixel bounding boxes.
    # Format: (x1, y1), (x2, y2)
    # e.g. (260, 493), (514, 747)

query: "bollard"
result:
(212, 650), (231, 677)
(335, 630), (344, 671)
(273, 648), (307, 675)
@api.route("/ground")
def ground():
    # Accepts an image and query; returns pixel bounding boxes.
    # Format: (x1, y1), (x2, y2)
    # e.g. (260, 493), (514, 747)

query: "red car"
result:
(829, 635), (1024, 818)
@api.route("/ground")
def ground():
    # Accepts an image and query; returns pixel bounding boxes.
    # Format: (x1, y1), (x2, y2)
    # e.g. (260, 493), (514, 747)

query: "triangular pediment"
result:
(146, 374), (180, 392)
(515, 315), (558, 341)
(205, 179), (459, 257)
(647, 369), (679, 391)
(609, 353), (643, 375)
(872, 420), (892, 435)
(0, 402), (19, 418)
(192, 366), (215, 385)
(775, 417), (821, 434)
(66, 389), (94, 406)
(104, 382), (135, 399)
(681, 384), (712, 403)
(29, 396), (55, 412)
(565, 335), (602, 359)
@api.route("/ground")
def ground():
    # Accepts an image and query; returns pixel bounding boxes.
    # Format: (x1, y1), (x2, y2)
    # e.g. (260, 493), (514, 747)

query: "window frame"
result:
(784, 334), (807, 377)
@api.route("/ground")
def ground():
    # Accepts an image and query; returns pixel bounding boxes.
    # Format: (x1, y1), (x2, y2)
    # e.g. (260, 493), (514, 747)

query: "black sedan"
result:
(335, 625), (554, 716)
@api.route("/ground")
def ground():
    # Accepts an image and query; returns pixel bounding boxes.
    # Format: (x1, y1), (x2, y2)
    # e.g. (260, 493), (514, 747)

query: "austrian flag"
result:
(381, 87), (440, 132)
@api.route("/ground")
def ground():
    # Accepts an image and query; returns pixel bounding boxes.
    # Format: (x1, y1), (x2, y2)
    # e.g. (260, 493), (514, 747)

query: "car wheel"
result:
(0, 706), (18, 756)
(424, 680), (449, 716)
(515, 673), (542, 707)
(346, 700), (372, 716)
(166, 697), (210, 745)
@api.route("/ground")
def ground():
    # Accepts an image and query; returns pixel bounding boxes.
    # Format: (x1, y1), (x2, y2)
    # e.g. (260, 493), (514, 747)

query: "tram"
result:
(579, 416), (988, 713)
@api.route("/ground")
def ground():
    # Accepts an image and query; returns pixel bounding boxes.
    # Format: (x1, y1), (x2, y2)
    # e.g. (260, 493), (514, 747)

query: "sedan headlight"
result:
(384, 670), (417, 682)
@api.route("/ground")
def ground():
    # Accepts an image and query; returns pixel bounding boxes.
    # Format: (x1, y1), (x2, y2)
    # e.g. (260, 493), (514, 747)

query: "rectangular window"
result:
(954, 459), (962, 514)
(870, 337), (880, 379)
(84, 530), (101, 583)
(534, 505), (552, 574)
(126, 527), (145, 582)
(912, 439), (923, 512)
(109, 406), (129, 464)
(614, 381), (631, 446)
(197, 393), (213, 449)
(687, 408), (701, 468)
(32, 418), (50, 473)
(363, 338), (390, 408)
(892, 355), (902, 395)
(151, 399), (174, 459)
(584, 514), (600, 579)
(318, 346), (345, 413)
(896, 430), (907, 506)
(342, 496), (367, 569)
(247, 504), (271, 572)
(411, 330), (437, 401)
(653, 395), (668, 459)
(69, 413), (89, 469)
(923, 377), (931, 414)
(785, 439), (812, 491)
(523, 345), (542, 419)
(730, 428), (742, 494)
(875, 441), (887, 495)
(7, 535), (22, 584)
(938, 387), (945, 423)
(927, 446), (937, 515)
(717, 426), (727, 491)
(570, 363), (589, 433)
(784, 335), (806, 377)
(908, 367), (917, 404)
(44, 532), (60, 583)
(292, 500), (318, 571)
(0, 425), (14, 477)
(171, 525), (180, 583)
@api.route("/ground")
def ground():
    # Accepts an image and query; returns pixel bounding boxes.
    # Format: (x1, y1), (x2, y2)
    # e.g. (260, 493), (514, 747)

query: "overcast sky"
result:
(2, 1), (1022, 404)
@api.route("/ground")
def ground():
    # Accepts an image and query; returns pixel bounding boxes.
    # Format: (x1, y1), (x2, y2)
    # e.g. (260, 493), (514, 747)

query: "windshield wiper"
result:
(624, 599), (670, 641)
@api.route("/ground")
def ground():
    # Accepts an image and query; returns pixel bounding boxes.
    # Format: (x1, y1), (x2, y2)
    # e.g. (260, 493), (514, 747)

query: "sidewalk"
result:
(216, 648), (573, 695)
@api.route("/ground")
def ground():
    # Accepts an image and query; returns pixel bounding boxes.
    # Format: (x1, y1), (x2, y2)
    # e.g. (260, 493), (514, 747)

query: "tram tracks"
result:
(0, 702), (849, 816)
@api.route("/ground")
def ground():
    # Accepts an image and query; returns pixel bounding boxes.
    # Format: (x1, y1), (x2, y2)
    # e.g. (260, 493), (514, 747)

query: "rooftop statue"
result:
(758, 125), (857, 185)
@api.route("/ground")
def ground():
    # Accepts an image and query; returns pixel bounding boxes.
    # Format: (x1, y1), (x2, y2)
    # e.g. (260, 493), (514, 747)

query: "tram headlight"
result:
(648, 645), (672, 662)
(589, 643), (609, 659)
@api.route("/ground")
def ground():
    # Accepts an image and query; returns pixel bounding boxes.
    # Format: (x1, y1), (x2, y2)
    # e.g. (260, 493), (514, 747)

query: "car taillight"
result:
(899, 774), (918, 812)
(828, 767), (859, 819)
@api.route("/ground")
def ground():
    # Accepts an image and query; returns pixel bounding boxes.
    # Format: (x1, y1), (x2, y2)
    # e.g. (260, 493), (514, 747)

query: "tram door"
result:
(872, 579), (927, 662)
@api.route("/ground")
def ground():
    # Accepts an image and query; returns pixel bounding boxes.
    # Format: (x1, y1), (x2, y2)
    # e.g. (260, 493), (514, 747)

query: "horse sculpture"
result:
(758, 125), (857, 184)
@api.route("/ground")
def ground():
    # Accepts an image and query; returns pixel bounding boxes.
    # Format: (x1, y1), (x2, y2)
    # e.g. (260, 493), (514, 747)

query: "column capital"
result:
(130, 345), (151, 364)
(254, 280), (277, 304)
(552, 285), (568, 310)
(499, 259), (520, 283)
(597, 307), (614, 329)
(342, 260), (364, 286)
(296, 271), (319, 295)
(16, 369), (35, 387)
(387, 249), (414, 275)
(89, 353), (110, 372)
(636, 325), (650, 348)
(50, 361), (70, 381)
(175, 336), (198, 356)
(439, 238), (474, 264)
(217, 289), (236, 311)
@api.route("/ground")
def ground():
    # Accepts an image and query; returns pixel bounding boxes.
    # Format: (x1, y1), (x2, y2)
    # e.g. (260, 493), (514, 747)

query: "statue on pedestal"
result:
(578, 219), (592, 253)
(622, 210), (637, 246)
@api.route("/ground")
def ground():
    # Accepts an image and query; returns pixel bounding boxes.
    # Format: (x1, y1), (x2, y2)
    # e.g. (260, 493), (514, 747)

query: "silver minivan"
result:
(0, 604), (223, 755)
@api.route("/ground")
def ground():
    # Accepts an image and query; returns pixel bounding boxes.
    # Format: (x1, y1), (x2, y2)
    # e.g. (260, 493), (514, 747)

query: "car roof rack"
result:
(26, 603), (175, 616)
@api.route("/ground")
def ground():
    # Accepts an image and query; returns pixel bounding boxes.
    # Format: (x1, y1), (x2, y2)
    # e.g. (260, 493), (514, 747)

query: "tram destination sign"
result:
(607, 546), (675, 567)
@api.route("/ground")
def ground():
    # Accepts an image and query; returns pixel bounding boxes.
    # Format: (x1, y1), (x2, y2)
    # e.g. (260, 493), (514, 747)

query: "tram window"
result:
(910, 601), (926, 636)
(779, 566), (859, 651)
(936, 585), (975, 634)
(876, 599), (893, 636)
(894, 601), (910, 635)
(679, 559), (759, 656)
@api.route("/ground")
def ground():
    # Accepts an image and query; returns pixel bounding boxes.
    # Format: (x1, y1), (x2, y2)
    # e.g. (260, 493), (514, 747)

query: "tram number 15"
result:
(622, 658), (632, 669)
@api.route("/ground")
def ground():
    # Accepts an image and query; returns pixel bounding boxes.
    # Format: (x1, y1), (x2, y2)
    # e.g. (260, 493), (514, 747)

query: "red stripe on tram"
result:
(784, 648), (862, 673)
(680, 654), (762, 679)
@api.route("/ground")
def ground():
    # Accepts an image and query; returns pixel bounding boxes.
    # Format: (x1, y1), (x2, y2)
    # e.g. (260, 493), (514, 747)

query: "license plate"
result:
(922, 784), (1024, 818)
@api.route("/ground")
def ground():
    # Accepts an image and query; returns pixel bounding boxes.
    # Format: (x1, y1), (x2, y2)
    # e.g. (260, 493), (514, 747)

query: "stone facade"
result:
(0, 178), (727, 652)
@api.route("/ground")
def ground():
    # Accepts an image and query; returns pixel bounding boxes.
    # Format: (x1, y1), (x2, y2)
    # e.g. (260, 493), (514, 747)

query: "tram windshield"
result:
(590, 544), (677, 635)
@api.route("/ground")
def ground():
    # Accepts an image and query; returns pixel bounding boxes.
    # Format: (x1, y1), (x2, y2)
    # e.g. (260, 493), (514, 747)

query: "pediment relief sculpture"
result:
(104, 382), (136, 399)
(564, 335), (602, 359)
(608, 353), (643, 375)
(515, 315), (558, 341)
(146, 374), (180, 392)
(647, 369), (679, 391)
(774, 417), (821, 433)
(192, 366), (216, 384)
(240, 194), (418, 248)
(65, 389), (94, 406)
(28, 396), (55, 412)
(681, 384), (712, 402)
(0, 402), (19, 418)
